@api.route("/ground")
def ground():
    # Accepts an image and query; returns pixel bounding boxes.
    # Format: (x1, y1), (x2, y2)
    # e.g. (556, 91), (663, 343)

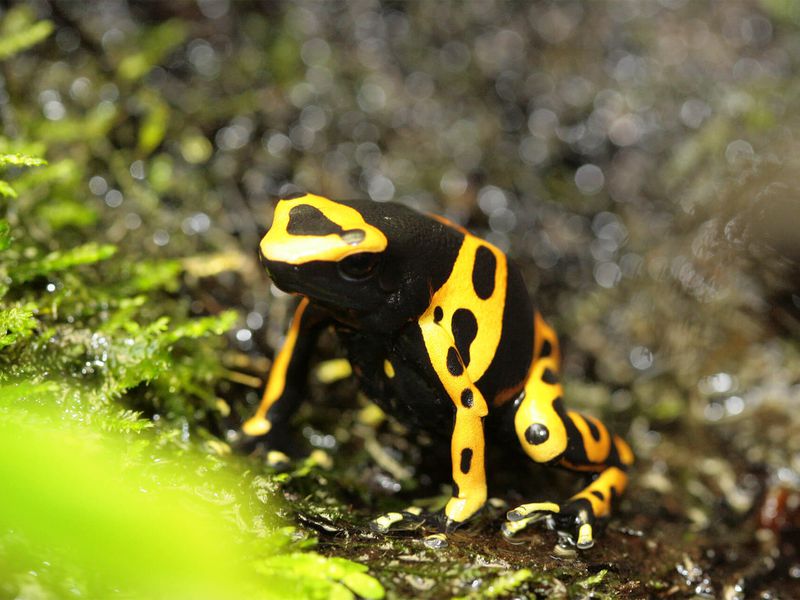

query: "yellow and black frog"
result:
(243, 192), (634, 549)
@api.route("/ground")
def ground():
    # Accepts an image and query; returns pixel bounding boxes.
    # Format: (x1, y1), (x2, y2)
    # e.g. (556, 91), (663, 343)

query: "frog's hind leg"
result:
(505, 312), (634, 548)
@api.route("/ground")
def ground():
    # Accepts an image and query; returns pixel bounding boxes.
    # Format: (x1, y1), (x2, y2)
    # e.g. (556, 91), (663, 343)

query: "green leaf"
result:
(166, 310), (238, 343)
(342, 571), (385, 599)
(14, 243), (117, 283)
(0, 154), (47, 199)
(0, 153), (47, 168)
(483, 569), (533, 598)
(35, 198), (98, 229)
(0, 307), (37, 350)
(0, 179), (16, 198)
(128, 259), (183, 293)
(0, 19), (53, 60)
(576, 568), (608, 589)
(0, 219), (10, 251)
(138, 94), (170, 155)
(257, 553), (384, 600)
(35, 103), (118, 143)
(0, 408), (278, 599)
(117, 20), (187, 81)
(0, 380), (59, 403)
(760, 0), (800, 25)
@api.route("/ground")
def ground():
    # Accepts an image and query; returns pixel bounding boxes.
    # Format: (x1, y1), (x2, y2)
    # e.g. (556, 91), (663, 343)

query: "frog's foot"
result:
(442, 492), (487, 532)
(501, 501), (560, 539)
(369, 506), (426, 533)
(502, 499), (598, 549)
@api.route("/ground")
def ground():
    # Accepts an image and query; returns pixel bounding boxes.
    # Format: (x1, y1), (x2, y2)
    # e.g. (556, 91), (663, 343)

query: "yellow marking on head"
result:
(261, 193), (388, 264)
(568, 411), (611, 464)
(383, 359), (395, 379)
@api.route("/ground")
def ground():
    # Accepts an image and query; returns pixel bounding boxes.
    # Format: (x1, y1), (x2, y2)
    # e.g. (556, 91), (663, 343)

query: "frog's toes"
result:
(501, 501), (559, 538)
(506, 500), (560, 523)
(502, 499), (598, 548)
(369, 506), (425, 533)
(551, 499), (599, 550)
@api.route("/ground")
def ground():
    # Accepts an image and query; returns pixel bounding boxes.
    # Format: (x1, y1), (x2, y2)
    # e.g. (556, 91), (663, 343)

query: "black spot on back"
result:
(447, 347), (463, 376)
(542, 368), (559, 385)
(434, 306), (444, 322)
(525, 423), (549, 445)
(591, 490), (605, 501)
(472, 246), (496, 300)
(539, 339), (552, 358)
(586, 417), (602, 442)
(287, 204), (344, 237)
(460, 448), (473, 474)
(451, 308), (478, 367)
(461, 388), (473, 408)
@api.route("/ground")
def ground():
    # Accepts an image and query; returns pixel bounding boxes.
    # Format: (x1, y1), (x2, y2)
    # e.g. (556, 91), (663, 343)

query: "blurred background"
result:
(2, 0), (800, 597)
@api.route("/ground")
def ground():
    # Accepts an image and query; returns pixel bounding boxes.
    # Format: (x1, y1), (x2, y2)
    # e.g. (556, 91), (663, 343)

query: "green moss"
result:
(0, 13), (384, 599)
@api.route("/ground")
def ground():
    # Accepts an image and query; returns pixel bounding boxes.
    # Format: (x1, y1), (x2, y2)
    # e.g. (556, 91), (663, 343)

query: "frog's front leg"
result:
(242, 297), (329, 440)
(418, 317), (489, 529)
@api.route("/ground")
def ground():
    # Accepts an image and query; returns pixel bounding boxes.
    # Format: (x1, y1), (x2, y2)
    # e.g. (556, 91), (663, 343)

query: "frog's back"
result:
(341, 199), (535, 410)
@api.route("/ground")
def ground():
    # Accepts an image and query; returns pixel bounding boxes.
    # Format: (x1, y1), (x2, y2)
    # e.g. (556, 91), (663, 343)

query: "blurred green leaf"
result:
(0, 179), (15, 198)
(760, 0), (800, 25)
(118, 20), (187, 81)
(0, 407), (265, 599)
(257, 553), (385, 600)
(35, 102), (118, 142)
(0, 17), (53, 60)
(0, 219), (10, 251)
(0, 153), (47, 168)
(35, 197), (98, 229)
(166, 310), (239, 342)
(138, 93), (171, 155)
(14, 243), (117, 283)
(128, 259), (183, 292)
(148, 153), (175, 193)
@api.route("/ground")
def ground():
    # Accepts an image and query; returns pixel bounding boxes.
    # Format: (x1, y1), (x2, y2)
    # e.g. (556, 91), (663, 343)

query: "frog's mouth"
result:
(259, 254), (302, 294)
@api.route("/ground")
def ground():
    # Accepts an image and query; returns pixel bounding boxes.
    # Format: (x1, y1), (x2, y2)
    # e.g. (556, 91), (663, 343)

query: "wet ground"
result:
(234, 360), (800, 599)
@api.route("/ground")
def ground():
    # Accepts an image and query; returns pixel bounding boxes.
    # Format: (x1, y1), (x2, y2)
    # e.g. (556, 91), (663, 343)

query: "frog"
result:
(243, 192), (634, 549)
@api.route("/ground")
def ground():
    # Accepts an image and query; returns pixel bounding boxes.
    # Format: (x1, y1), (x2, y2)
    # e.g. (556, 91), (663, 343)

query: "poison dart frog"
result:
(243, 192), (634, 549)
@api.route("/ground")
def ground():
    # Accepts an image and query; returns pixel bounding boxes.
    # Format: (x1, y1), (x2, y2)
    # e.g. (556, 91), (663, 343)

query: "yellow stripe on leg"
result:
(243, 298), (310, 436)
(506, 501), (560, 522)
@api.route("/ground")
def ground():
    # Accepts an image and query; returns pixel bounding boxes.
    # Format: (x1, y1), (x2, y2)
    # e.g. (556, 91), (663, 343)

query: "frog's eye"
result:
(338, 252), (381, 281)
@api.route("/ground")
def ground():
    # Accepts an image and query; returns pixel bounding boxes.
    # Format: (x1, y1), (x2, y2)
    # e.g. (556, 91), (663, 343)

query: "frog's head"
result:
(260, 193), (390, 311)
